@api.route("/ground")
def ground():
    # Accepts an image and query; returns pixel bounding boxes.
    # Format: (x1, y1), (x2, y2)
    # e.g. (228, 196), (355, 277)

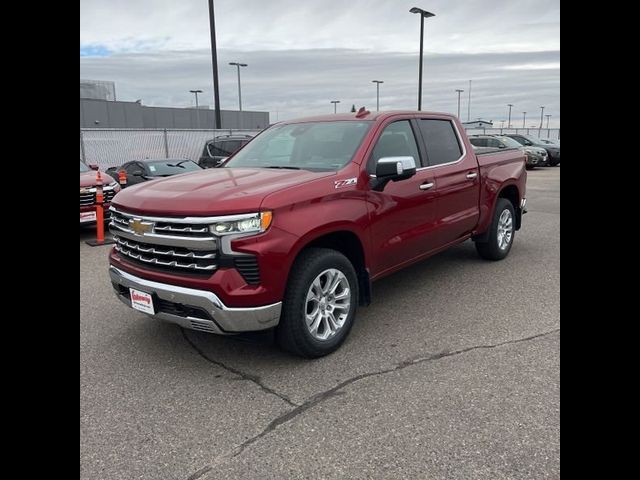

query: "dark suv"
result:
(198, 134), (254, 168)
(505, 134), (560, 166)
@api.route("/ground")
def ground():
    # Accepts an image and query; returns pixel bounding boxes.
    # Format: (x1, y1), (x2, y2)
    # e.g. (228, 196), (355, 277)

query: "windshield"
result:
(80, 160), (89, 172)
(146, 160), (202, 176)
(497, 136), (524, 148)
(224, 121), (372, 171)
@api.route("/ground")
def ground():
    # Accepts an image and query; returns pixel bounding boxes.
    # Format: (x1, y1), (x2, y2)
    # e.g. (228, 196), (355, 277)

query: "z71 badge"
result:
(334, 178), (357, 189)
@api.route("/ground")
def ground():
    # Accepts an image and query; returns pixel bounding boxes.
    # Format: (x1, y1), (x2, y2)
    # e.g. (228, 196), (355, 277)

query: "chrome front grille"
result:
(80, 187), (117, 207)
(153, 223), (210, 237)
(114, 235), (217, 271)
(109, 207), (219, 274)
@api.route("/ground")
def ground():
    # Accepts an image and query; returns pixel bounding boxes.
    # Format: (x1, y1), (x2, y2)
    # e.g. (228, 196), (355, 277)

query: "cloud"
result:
(81, 48), (560, 126)
(80, 0), (560, 54)
(80, 0), (560, 125)
(502, 63), (561, 70)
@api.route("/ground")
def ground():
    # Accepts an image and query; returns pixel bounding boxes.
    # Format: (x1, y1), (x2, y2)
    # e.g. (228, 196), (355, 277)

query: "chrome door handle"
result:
(466, 172), (478, 179)
(419, 182), (434, 190)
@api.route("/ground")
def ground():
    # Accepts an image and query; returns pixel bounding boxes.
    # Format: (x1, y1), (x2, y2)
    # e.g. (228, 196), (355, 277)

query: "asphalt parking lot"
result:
(80, 167), (560, 480)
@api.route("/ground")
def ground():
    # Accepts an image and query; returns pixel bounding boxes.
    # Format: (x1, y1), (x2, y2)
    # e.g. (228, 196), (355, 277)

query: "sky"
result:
(80, 0), (560, 127)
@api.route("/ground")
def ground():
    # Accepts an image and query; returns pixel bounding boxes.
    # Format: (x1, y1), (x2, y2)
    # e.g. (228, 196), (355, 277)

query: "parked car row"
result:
(81, 134), (255, 225)
(468, 134), (560, 169)
(105, 159), (203, 187)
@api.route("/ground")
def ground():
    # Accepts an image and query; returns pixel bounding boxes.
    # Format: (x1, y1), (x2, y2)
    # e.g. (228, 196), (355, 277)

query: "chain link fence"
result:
(80, 128), (261, 169)
(80, 126), (560, 169)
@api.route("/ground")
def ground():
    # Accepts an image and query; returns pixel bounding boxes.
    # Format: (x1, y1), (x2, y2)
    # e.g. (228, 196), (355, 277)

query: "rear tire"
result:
(475, 198), (516, 261)
(276, 248), (358, 358)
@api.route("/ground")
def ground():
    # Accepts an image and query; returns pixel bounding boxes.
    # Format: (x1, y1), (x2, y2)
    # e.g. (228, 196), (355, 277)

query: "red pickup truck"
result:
(108, 111), (526, 357)
(80, 160), (120, 224)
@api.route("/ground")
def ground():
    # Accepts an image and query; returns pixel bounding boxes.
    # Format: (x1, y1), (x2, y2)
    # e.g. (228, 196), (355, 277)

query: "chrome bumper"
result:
(109, 266), (282, 334)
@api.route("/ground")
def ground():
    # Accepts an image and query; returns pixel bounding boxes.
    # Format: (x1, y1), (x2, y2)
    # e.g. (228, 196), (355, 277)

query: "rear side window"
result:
(418, 120), (462, 166)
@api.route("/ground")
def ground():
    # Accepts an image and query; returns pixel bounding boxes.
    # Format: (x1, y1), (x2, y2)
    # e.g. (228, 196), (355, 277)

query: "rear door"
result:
(416, 117), (480, 246)
(366, 118), (440, 276)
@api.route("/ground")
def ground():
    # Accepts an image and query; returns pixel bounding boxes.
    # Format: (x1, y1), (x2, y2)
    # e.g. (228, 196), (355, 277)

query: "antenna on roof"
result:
(355, 106), (370, 118)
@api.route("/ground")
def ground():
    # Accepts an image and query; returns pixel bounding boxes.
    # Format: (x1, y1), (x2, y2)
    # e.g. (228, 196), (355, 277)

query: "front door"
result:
(366, 119), (440, 277)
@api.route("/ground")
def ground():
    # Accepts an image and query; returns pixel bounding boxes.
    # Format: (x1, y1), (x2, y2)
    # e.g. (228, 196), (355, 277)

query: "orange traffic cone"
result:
(85, 170), (115, 247)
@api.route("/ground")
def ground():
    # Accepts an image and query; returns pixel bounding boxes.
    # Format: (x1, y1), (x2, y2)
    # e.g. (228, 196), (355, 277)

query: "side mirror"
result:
(498, 143), (506, 149)
(371, 156), (417, 191)
(89, 164), (99, 171)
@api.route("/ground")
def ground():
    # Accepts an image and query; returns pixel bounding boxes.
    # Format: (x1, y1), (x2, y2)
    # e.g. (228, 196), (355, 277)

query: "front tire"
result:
(276, 248), (358, 358)
(475, 198), (516, 261)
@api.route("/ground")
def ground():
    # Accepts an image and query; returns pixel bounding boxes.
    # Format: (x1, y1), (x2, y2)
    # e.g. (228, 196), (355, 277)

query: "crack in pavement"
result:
(181, 328), (299, 408)
(184, 327), (559, 479)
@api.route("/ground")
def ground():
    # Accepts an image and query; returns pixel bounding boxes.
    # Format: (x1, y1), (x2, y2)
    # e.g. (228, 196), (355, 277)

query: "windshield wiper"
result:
(166, 160), (190, 168)
(264, 165), (301, 170)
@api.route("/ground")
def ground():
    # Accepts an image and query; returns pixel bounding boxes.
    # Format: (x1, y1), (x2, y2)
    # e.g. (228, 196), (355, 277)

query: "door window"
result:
(368, 120), (421, 173)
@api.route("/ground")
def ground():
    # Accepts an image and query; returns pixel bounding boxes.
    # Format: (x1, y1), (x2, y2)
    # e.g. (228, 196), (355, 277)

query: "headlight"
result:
(209, 211), (273, 236)
(524, 148), (534, 154)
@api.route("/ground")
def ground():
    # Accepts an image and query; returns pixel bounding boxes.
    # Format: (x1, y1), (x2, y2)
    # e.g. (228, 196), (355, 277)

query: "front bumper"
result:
(109, 266), (282, 334)
(80, 202), (112, 223)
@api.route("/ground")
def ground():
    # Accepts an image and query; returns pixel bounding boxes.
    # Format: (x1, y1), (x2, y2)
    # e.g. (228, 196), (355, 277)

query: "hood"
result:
(111, 167), (335, 216)
(80, 170), (116, 187)
(525, 146), (547, 154)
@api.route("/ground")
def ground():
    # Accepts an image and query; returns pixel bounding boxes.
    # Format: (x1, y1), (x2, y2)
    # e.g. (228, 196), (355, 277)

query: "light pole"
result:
(455, 89), (464, 118)
(372, 80), (384, 111)
(467, 79), (472, 121)
(229, 62), (247, 129)
(522, 111), (527, 129)
(330, 100), (340, 113)
(539, 106), (545, 129)
(189, 89), (203, 128)
(545, 114), (551, 129)
(507, 104), (513, 128)
(410, 7), (435, 111)
(207, 0), (222, 129)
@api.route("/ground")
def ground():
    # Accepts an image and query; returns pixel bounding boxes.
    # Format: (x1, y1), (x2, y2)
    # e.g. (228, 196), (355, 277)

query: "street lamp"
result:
(522, 111), (527, 129)
(539, 106), (545, 129)
(409, 7), (435, 111)
(507, 104), (513, 128)
(330, 100), (341, 114)
(229, 62), (248, 129)
(189, 89), (203, 128)
(455, 89), (464, 118)
(207, 0), (222, 129)
(467, 79), (472, 121)
(545, 114), (551, 129)
(372, 80), (384, 111)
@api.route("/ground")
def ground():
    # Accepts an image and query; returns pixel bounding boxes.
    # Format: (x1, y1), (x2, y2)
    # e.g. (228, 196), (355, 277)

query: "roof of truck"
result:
(278, 110), (457, 124)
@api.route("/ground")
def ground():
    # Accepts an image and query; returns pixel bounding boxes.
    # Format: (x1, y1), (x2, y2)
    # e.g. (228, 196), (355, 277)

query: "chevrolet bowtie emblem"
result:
(129, 219), (153, 235)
